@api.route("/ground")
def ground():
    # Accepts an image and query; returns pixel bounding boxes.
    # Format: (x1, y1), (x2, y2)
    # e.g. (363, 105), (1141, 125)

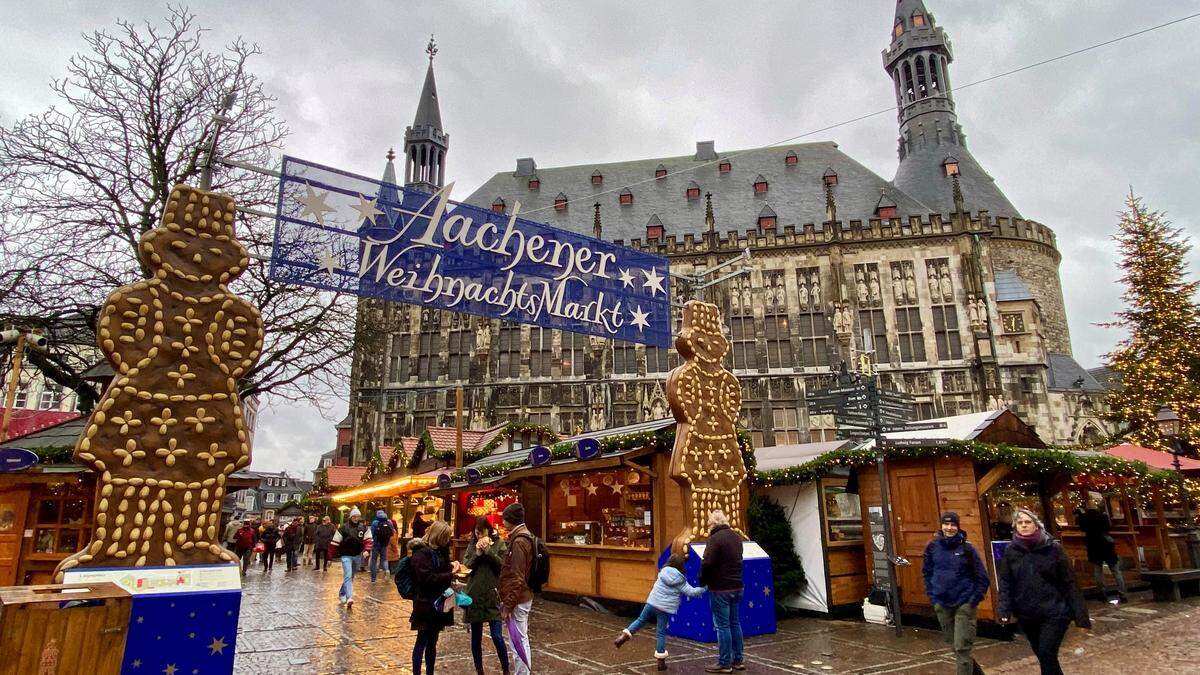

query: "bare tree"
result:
(0, 8), (356, 408)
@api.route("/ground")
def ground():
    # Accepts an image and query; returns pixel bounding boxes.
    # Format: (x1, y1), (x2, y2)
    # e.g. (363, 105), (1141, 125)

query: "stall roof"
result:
(328, 467), (449, 503)
(755, 440), (854, 471)
(1105, 443), (1200, 473)
(875, 410), (1007, 443)
(3, 413), (86, 448)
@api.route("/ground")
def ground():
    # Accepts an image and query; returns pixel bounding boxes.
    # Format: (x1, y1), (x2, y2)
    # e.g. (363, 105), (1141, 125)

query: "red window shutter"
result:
(785, 155), (798, 166)
(554, 199), (567, 211)
(528, 179), (540, 190)
(619, 193), (633, 205)
(686, 188), (700, 200)
(754, 181), (768, 194)
(718, 161), (731, 174)
(655, 169), (667, 179)
(877, 206), (897, 219)
(758, 216), (776, 230)
(592, 174), (603, 185)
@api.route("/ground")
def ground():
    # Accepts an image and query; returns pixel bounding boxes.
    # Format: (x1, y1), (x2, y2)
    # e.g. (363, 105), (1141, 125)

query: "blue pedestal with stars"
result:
(64, 563), (241, 674)
(656, 542), (776, 642)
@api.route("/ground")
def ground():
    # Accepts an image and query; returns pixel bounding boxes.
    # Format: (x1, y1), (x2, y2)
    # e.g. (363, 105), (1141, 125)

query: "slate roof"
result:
(1088, 366), (1120, 391)
(993, 269), (1034, 302)
(894, 144), (1021, 220)
(1047, 353), (1107, 392)
(412, 62), (442, 131)
(464, 142), (933, 243)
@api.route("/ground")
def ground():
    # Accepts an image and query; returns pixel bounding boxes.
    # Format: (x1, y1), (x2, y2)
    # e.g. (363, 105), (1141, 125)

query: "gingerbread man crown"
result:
(162, 184), (236, 236)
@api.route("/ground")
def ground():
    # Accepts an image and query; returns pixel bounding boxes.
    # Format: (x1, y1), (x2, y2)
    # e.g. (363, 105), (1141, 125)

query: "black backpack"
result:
(526, 535), (550, 593)
(394, 555), (415, 599)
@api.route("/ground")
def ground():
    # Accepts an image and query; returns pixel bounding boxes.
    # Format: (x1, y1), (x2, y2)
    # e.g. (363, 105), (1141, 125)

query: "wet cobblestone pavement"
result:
(234, 565), (1200, 674)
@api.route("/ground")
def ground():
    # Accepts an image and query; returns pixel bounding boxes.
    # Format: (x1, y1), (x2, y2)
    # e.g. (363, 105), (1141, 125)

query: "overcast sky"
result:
(4, 1), (1199, 478)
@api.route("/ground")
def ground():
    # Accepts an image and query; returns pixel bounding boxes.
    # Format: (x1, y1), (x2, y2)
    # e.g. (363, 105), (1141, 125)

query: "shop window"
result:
(31, 481), (93, 557)
(984, 477), (1047, 541)
(457, 487), (520, 538)
(822, 477), (863, 543)
(548, 468), (652, 549)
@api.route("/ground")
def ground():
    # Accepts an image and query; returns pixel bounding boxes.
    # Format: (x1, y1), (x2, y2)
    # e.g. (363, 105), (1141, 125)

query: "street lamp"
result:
(1155, 405), (1200, 565)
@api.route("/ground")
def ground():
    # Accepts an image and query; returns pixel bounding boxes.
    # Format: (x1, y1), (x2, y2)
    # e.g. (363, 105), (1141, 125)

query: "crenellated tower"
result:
(404, 36), (449, 193)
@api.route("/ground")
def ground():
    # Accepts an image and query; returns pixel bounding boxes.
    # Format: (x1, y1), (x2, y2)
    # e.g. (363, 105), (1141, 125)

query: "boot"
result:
(613, 629), (631, 648)
(655, 651), (669, 671)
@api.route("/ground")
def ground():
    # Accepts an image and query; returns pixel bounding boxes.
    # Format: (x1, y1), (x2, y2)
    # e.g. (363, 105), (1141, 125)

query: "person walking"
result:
(922, 512), (990, 675)
(331, 508), (372, 609)
(301, 515), (318, 567)
(369, 509), (395, 582)
(464, 516), (510, 675)
(499, 503), (535, 675)
(700, 509), (744, 673)
(259, 519), (281, 572)
(614, 550), (706, 671)
(1076, 501), (1128, 604)
(386, 515), (403, 579)
(283, 517), (302, 571)
(223, 517), (241, 552)
(314, 515), (335, 571)
(998, 508), (1091, 675)
(233, 519), (258, 576)
(410, 520), (459, 675)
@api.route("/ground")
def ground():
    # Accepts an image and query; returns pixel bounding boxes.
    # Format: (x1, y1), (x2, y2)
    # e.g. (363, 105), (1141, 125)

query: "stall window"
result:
(984, 477), (1046, 541)
(548, 468), (652, 549)
(457, 487), (520, 538)
(822, 477), (863, 543)
(31, 481), (93, 556)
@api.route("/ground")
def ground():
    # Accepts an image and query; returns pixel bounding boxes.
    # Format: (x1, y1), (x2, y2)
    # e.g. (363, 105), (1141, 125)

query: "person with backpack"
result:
(369, 509), (395, 582)
(314, 515), (335, 571)
(922, 511), (991, 675)
(463, 516), (510, 675)
(233, 519), (258, 576)
(259, 519), (281, 572)
(499, 503), (536, 675)
(614, 550), (706, 671)
(331, 508), (372, 609)
(409, 520), (461, 675)
(998, 508), (1091, 675)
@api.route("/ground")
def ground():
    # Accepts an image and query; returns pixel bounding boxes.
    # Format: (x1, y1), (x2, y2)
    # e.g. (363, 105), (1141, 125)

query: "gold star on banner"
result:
(209, 636), (228, 655)
(349, 194), (384, 224)
(297, 185), (335, 225)
(586, 484), (598, 496)
(163, 665), (178, 675)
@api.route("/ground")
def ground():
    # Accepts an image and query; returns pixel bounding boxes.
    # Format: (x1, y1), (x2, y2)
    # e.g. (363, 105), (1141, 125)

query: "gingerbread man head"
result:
(139, 185), (249, 286)
(674, 300), (729, 366)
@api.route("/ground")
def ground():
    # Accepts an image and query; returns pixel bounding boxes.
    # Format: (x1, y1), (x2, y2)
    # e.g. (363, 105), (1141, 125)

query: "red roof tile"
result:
(1106, 443), (1200, 472)
(1, 409), (82, 441)
(325, 465), (365, 487)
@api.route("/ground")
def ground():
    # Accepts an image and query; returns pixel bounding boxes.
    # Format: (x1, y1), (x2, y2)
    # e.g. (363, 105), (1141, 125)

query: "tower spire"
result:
(404, 38), (449, 192)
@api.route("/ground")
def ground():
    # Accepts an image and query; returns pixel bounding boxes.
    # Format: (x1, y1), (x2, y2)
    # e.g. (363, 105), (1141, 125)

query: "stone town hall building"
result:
(342, 1), (1110, 464)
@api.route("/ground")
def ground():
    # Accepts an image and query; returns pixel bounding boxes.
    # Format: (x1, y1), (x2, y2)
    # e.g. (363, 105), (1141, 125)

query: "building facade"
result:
(344, 3), (1111, 461)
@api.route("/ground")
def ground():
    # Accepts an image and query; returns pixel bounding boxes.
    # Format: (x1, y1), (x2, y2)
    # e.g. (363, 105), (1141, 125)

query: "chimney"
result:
(695, 141), (717, 161)
(515, 157), (537, 176)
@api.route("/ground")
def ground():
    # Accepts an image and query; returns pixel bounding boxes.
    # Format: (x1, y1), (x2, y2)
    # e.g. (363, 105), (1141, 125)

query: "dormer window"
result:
(527, 177), (540, 190)
(912, 13), (926, 27)
(685, 181), (701, 200)
(757, 204), (777, 232)
(554, 192), (568, 211)
(591, 170), (603, 185)
(646, 215), (665, 241)
(822, 167), (838, 187)
(655, 164), (668, 179)
(875, 192), (898, 219)
(718, 160), (731, 174)
(619, 188), (633, 205)
(491, 197), (506, 214)
(893, 19), (904, 37)
(942, 156), (960, 177)
(784, 151), (798, 166)
(752, 175), (769, 194)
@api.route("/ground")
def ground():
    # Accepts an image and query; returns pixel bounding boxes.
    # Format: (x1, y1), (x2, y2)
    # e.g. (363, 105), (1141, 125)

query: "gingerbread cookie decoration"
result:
(666, 300), (746, 541)
(55, 184), (263, 579)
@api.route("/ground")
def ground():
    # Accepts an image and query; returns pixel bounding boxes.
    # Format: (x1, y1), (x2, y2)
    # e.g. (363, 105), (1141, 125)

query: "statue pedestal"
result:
(64, 563), (241, 674)
(656, 542), (776, 643)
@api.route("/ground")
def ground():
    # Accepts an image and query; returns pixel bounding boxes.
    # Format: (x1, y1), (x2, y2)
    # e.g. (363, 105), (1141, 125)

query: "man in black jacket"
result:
(700, 509), (744, 673)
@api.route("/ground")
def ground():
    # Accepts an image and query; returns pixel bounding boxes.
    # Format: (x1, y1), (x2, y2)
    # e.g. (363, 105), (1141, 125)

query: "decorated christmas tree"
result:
(1104, 193), (1200, 452)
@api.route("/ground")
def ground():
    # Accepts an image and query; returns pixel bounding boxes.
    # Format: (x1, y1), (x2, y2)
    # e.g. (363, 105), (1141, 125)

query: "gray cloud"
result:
(4, 1), (1198, 472)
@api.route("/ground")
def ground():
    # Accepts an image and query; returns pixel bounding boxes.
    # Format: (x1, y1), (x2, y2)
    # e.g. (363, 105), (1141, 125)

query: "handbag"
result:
(275, 538), (284, 550)
(253, 542), (265, 553)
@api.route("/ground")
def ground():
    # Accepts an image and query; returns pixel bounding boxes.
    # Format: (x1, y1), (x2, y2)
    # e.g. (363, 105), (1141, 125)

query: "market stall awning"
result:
(1105, 443), (1200, 474)
(328, 469), (447, 503)
(756, 440), (854, 471)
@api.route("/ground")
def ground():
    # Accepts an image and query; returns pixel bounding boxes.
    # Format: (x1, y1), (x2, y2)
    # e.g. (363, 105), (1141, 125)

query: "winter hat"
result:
(940, 512), (960, 526)
(349, 507), (361, 518)
(376, 510), (387, 519)
(502, 502), (525, 526)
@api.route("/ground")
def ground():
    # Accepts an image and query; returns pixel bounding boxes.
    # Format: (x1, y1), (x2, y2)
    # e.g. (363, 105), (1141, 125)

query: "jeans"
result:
(1092, 560), (1127, 598)
(262, 547), (276, 571)
(315, 546), (329, 570)
(709, 590), (744, 667)
(1018, 617), (1071, 675)
(627, 603), (671, 655)
(369, 545), (389, 581)
(413, 627), (440, 675)
(339, 555), (356, 602)
(237, 548), (253, 576)
(933, 603), (978, 675)
(470, 620), (509, 673)
(285, 546), (297, 569)
(509, 600), (533, 675)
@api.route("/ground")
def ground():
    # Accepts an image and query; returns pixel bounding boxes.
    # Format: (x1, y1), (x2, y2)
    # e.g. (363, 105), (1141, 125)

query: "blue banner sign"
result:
(0, 447), (38, 472)
(529, 445), (551, 467)
(270, 156), (672, 347)
(575, 438), (601, 461)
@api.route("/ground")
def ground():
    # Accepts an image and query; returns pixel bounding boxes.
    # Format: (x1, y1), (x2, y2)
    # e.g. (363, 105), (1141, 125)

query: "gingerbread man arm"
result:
(719, 371), (741, 425)
(206, 294), (264, 380)
(96, 282), (162, 377)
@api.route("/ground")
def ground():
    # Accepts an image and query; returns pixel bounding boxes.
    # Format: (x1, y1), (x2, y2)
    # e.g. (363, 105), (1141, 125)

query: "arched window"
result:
(940, 56), (951, 93)
(915, 56), (928, 98)
(893, 19), (904, 38)
(893, 71), (902, 108)
(619, 188), (633, 205)
(902, 61), (915, 103)
(912, 12), (926, 28)
(491, 197), (506, 214)
(929, 56), (942, 92)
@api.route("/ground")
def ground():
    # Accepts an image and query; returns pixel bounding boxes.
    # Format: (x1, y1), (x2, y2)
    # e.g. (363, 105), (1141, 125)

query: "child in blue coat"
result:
(613, 551), (706, 671)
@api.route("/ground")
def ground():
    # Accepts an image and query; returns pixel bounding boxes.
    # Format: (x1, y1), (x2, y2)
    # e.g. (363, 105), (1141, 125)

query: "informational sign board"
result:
(661, 542), (776, 642)
(63, 563), (241, 595)
(0, 447), (38, 472)
(867, 506), (892, 591)
(270, 156), (672, 347)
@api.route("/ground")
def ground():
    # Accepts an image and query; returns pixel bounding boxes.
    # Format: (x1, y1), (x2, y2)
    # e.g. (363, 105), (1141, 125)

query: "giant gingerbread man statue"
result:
(56, 184), (263, 579)
(667, 300), (746, 541)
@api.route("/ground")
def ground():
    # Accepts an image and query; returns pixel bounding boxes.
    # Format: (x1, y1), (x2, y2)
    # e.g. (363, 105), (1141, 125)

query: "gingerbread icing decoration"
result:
(666, 300), (746, 541)
(55, 184), (263, 579)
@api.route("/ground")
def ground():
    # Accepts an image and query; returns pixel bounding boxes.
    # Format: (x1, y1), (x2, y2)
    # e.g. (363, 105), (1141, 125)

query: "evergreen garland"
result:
(748, 494), (805, 606)
(1104, 194), (1200, 452)
(427, 421), (562, 465)
(361, 447), (385, 484)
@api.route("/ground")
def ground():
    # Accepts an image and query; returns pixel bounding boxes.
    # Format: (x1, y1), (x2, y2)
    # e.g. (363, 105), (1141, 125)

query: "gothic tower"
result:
(885, 0), (1020, 218)
(404, 36), (449, 193)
